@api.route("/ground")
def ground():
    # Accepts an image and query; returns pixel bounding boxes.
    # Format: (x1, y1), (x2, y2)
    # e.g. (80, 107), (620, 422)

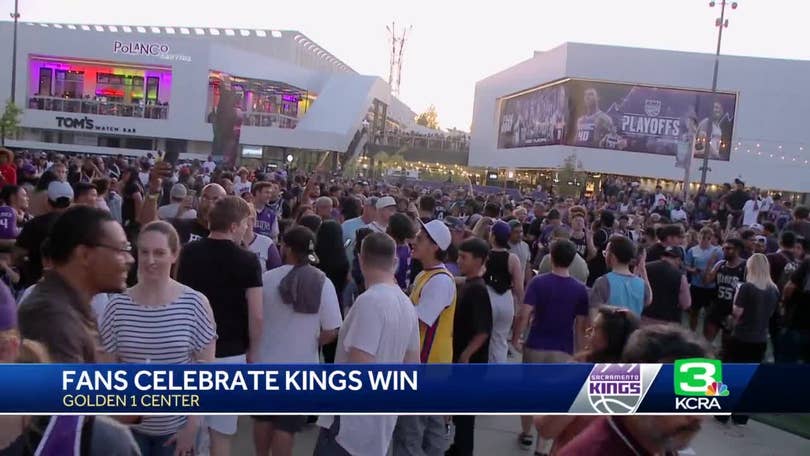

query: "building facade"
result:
(470, 42), (810, 193)
(0, 21), (419, 161)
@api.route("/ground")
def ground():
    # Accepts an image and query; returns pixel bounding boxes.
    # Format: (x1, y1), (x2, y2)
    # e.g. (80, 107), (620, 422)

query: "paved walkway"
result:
(229, 413), (810, 455)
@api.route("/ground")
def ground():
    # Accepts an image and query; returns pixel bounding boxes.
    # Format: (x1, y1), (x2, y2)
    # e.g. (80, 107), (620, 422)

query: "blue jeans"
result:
(133, 430), (175, 456)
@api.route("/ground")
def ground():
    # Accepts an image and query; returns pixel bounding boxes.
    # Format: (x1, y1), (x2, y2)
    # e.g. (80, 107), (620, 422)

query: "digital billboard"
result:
(497, 79), (737, 161)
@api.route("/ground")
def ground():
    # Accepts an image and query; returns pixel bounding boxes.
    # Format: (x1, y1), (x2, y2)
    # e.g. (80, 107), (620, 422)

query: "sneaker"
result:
(518, 432), (533, 450)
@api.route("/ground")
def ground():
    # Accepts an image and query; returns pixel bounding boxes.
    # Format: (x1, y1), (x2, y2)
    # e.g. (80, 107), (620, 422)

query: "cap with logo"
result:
(420, 219), (452, 251)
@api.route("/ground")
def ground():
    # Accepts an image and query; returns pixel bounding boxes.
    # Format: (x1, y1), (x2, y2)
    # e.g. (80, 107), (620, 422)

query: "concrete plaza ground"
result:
(229, 413), (810, 455)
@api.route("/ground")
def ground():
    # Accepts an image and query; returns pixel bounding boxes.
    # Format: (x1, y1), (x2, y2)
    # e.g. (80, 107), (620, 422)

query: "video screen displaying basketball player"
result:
(695, 100), (732, 160)
(574, 87), (615, 147)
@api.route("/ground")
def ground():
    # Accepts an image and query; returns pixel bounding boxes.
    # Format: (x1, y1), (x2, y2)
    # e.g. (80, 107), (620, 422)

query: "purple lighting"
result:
(282, 94), (299, 103)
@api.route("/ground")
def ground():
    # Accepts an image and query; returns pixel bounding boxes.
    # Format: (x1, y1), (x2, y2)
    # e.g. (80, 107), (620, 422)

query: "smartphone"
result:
(163, 149), (180, 166)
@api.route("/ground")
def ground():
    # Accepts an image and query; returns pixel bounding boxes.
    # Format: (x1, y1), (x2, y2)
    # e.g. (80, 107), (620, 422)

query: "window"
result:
(122, 26), (132, 33)
(108, 26), (118, 32)
(28, 56), (172, 119)
(165, 27), (175, 34)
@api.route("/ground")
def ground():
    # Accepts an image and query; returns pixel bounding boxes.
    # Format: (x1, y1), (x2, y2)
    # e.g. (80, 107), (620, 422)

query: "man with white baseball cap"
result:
(393, 219), (456, 455)
(367, 196), (397, 233)
(157, 183), (197, 220)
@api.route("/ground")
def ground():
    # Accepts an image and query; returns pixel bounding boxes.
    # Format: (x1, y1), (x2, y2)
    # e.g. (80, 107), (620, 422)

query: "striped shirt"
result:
(100, 287), (217, 436)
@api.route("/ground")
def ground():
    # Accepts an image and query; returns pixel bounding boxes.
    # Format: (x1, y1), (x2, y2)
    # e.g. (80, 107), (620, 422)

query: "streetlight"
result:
(698, 0), (738, 189)
(9, 0), (20, 104)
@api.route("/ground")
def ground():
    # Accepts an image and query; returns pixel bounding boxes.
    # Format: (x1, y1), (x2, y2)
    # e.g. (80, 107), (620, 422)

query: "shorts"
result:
(690, 286), (716, 310)
(252, 415), (307, 434)
(522, 348), (572, 363)
(706, 301), (733, 329)
(205, 354), (246, 436)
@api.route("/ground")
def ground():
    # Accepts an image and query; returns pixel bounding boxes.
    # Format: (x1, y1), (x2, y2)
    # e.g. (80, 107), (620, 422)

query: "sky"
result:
(5, 0), (810, 131)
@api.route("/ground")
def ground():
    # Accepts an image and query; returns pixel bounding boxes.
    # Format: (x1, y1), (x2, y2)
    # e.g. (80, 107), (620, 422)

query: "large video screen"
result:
(497, 79), (737, 161)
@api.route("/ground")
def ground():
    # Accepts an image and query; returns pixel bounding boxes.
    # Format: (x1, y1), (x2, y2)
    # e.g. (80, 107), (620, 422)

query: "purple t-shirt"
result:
(0, 206), (18, 240)
(524, 273), (589, 354)
(395, 244), (411, 290)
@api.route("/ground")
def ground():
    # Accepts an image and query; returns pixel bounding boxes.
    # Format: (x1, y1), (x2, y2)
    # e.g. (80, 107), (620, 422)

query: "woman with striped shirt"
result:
(100, 221), (217, 456)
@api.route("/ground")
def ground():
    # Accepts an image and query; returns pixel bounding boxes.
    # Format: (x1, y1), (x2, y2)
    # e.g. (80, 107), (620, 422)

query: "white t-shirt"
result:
(509, 241), (530, 274)
(742, 199), (762, 227)
(257, 265), (342, 364)
(670, 208), (687, 222)
(157, 203), (197, 220)
(203, 160), (216, 174)
(234, 182), (252, 197)
(318, 283), (420, 456)
(760, 196), (773, 212)
(413, 268), (456, 327)
(247, 233), (276, 274)
(138, 172), (150, 187)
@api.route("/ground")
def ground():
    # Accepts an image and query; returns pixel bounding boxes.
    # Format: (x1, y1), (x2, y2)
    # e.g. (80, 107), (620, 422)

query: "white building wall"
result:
(470, 42), (810, 192)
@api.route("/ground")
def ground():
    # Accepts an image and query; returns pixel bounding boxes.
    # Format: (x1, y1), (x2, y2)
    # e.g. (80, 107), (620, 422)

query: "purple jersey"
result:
(254, 206), (277, 238)
(0, 206), (18, 240)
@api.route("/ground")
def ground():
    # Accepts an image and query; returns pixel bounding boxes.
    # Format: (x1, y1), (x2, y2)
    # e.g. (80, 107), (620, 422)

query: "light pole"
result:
(698, 0), (738, 189)
(10, 0), (20, 104)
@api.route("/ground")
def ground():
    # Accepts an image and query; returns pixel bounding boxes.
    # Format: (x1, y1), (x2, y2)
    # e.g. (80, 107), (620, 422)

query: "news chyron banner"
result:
(497, 78), (736, 161)
(0, 362), (806, 415)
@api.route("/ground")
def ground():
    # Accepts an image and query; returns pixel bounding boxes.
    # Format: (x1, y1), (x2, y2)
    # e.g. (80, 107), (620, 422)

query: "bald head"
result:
(198, 183), (227, 222)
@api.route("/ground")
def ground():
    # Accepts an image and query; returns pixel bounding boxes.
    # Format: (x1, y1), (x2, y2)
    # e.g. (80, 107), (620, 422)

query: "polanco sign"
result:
(113, 40), (192, 63)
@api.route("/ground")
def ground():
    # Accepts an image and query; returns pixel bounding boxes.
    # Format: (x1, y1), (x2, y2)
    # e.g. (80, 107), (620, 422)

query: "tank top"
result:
(410, 267), (456, 364)
(715, 260), (746, 309)
(570, 233), (588, 259)
(485, 250), (512, 295)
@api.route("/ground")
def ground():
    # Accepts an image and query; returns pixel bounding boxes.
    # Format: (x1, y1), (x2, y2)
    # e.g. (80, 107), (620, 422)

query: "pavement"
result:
(229, 413), (810, 455)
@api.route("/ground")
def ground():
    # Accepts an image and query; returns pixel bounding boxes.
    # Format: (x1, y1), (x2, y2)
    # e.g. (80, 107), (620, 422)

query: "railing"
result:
(28, 96), (169, 119)
(238, 112), (299, 129)
(379, 131), (469, 152)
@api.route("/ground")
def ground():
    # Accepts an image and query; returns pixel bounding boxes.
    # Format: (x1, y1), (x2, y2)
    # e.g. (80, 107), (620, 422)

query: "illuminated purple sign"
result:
(281, 94), (299, 103)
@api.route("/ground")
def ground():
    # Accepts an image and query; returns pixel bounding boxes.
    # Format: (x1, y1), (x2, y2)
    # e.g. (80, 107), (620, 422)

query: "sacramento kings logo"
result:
(644, 99), (662, 117)
(587, 364), (643, 414)
(568, 363), (660, 414)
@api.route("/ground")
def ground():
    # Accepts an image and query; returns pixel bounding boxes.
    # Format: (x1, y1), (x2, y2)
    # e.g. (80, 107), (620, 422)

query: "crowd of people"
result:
(0, 145), (808, 456)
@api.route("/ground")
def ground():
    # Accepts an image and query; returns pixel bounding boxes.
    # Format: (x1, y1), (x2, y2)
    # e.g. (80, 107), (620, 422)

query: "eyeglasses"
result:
(87, 242), (133, 254)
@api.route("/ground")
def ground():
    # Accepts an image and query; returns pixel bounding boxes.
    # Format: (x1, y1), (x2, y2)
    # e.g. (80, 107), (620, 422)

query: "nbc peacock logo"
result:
(706, 381), (729, 397)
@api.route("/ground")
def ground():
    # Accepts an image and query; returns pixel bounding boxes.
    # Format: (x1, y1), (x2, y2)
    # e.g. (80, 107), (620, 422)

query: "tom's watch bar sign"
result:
(56, 116), (137, 134)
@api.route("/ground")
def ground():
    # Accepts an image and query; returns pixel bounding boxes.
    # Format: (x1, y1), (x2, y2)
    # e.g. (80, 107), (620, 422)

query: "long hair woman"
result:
(314, 220), (350, 363)
(100, 221), (217, 455)
(486, 221), (523, 364)
(535, 306), (640, 454)
(719, 253), (779, 426)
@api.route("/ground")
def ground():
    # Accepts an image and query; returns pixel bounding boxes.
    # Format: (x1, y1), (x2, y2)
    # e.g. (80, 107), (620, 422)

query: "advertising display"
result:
(211, 73), (244, 168)
(498, 79), (737, 161)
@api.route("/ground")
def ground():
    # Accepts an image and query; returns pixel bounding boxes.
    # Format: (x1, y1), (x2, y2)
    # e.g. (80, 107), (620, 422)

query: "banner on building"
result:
(498, 79), (737, 161)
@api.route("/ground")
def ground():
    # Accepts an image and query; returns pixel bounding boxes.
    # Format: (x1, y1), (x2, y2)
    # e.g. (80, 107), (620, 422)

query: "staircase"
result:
(341, 128), (368, 176)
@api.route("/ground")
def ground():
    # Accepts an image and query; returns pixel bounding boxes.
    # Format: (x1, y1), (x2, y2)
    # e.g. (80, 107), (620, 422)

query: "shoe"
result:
(518, 432), (533, 450)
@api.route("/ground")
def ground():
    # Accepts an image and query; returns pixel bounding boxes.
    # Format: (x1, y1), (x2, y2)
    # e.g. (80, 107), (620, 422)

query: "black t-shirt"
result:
(646, 243), (667, 263)
(452, 277), (493, 363)
(15, 212), (60, 288)
(177, 238), (263, 357)
(727, 190), (748, 211)
(785, 259), (810, 330)
(171, 218), (210, 245)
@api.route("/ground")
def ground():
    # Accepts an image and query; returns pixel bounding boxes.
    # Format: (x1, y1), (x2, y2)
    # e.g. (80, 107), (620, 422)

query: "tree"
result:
(416, 105), (439, 130)
(555, 153), (587, 198)
(0, 100), (22, 146)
